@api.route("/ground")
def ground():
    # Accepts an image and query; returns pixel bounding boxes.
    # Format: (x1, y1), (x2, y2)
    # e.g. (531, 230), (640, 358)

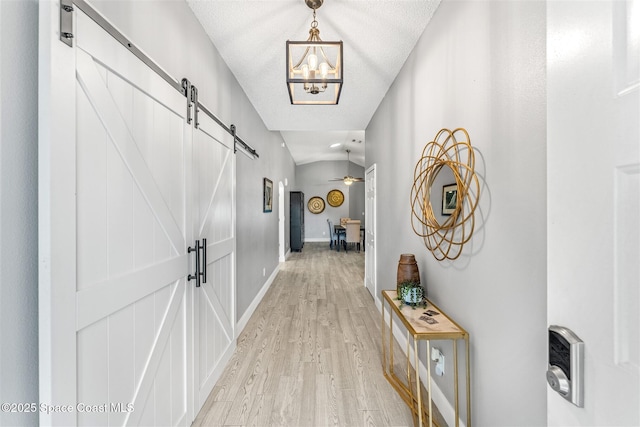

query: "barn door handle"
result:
(188, 240), (201, 287)
(201, 238), (207, 284)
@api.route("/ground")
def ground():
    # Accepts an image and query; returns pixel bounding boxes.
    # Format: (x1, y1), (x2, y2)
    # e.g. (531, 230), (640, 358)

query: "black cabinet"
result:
(290, 191), (305, 252)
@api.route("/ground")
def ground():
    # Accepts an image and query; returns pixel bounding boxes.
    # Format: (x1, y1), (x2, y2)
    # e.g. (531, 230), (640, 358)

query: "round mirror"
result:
(410, 128), (479, 261)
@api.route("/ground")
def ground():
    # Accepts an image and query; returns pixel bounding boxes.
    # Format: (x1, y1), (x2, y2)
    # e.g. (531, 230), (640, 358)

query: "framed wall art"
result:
(441, 183), (458, 216)
(263, 178), (273, 212)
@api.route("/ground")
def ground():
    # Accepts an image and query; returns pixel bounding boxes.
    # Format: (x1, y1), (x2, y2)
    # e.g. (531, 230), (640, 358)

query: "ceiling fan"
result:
(330, 149), (364, 186)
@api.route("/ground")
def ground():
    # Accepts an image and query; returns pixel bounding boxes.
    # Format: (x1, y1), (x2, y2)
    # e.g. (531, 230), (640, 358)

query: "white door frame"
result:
(279, 181), (285, 262)
(365, 164), (377, 300)
(39, 3), (78, 424)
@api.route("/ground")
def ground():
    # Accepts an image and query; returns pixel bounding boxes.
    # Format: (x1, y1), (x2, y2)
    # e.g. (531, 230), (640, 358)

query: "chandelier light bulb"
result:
(319, 62), (329, 78)
(301, 64), (310, 79)
(308, 53), (318, 71)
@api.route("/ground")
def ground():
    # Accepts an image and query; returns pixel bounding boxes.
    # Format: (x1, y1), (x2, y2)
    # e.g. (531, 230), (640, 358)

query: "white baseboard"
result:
(235, 263), (281, 336)
(279, 248), (290, 263)
(304, 237), (331, 243)
(377, 300), (464, 427)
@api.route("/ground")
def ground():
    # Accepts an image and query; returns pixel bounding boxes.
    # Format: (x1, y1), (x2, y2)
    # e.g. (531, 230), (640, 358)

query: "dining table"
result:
(334, 224), (365, 252)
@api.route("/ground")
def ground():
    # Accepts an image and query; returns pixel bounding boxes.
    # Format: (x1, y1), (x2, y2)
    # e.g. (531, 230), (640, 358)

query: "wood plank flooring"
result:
(193, 243), (440, 426)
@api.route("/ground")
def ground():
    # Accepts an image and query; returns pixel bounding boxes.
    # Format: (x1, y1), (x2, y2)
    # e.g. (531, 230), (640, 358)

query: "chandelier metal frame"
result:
(286, 0), (343, 105)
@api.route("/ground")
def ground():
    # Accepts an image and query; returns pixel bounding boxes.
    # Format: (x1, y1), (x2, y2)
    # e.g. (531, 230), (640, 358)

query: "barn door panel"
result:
(41, 7), (192, 425)
(192, 111), (236, 411)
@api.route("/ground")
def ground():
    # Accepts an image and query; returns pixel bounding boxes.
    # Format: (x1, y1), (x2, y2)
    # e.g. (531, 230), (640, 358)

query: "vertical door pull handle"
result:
(188, 240), (201, 287)
(201, 238), (207, 284)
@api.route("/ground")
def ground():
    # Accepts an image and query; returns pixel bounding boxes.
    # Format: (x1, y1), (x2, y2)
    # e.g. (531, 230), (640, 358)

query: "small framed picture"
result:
(442, 183), (458, 216)
(263, 178), (273, 213)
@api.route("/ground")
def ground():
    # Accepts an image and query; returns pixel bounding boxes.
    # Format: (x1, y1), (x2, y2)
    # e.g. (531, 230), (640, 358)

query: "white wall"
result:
(86, 0), (296, 323)
(366, 1), (547, 424)
(0, 1), (39, 426)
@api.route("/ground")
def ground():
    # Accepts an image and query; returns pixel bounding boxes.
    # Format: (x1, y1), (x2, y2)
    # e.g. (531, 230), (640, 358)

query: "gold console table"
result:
(381, 290), (471, 427)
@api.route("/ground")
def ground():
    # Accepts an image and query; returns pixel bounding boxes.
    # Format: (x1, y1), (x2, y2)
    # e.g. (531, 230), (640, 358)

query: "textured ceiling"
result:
(186, 0), (440, 165)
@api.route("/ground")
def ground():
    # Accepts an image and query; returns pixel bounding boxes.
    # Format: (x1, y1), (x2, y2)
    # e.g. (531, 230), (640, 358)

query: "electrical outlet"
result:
(262, 267), (266, 277)
(432, 347), (445, 376)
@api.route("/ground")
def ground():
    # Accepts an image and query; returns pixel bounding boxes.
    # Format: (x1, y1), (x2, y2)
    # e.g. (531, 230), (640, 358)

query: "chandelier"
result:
(286, 0), (343, 105)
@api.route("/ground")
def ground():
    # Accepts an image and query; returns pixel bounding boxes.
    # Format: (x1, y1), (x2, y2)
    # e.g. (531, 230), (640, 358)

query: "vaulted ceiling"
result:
(186, 0), (440, 166)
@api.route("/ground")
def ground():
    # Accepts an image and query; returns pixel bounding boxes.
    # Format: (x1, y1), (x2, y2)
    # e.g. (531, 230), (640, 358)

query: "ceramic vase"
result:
(397, 254), (421, 294)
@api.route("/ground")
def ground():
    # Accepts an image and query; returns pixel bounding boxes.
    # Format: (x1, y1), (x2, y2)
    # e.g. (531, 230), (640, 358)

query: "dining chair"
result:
(343, 220), (361, 252)
(327, 219), (337, 249)
(329, 219), (346, 251)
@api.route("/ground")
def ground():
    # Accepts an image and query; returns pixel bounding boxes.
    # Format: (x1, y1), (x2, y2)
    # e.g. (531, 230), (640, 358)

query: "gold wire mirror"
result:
(411, 128), (480, 261)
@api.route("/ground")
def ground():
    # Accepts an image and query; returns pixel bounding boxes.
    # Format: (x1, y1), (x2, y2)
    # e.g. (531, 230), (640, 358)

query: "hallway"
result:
(193, 243), (434, 426)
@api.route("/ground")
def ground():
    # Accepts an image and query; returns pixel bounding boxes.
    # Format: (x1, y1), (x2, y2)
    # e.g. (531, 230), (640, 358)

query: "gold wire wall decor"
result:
(410, 128), (480, 261)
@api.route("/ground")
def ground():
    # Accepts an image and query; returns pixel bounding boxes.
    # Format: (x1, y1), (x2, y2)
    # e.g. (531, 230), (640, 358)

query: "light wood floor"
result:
(193, 242), (441, 427)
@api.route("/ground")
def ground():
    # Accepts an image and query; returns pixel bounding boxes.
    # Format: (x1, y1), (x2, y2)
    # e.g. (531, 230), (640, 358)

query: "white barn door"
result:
(40, 6), (194, 426)
(192, 112), (236, 410)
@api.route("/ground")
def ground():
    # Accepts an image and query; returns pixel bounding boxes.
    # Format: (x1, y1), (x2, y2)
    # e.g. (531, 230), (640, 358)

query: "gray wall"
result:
(366, 1), (547, 424)
(347, 161), (366, 222)
(0, 1), (39, 426)
(236, 139), (295, 318)
(295, 160), (365, 242)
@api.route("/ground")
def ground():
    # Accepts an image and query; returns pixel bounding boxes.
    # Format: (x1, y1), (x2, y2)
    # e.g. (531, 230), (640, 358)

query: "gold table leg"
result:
(454, 340), (459, 427)
(381, 301), (384, 360)
(425, 340), (431, 427)
(466, 336), (471, 427)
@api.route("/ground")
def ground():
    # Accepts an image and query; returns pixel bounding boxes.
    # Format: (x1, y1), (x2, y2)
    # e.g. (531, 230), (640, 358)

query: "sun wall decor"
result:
(410, 128), (480, 261)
